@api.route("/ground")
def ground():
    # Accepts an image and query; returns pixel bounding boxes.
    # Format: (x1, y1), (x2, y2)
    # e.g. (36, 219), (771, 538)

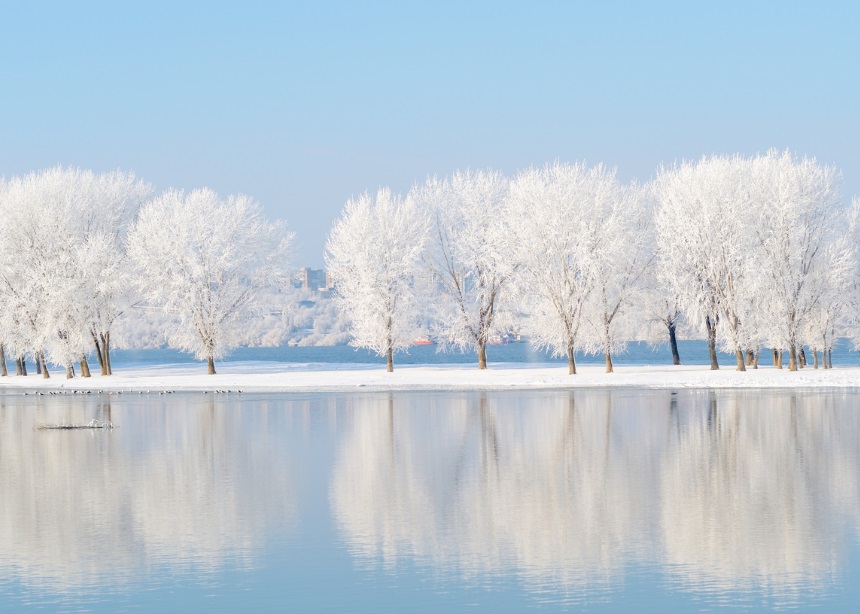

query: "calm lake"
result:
(0, 389), (858, 612)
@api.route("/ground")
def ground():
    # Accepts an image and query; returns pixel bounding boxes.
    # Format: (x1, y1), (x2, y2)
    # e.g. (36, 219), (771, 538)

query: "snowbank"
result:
(0, 362), (858, 393)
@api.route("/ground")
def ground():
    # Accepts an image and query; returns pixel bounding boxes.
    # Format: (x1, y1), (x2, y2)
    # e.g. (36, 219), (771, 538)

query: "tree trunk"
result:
(753, 350), (759, 369)
(813, 350), (819, 369)
(478, 342), (487, 370)
(80, 356), (91, 377)
(605, 351), (613, 374)
(777, 350), (783, 369)
(567, 345), (576, 375)
(706, 316), (719, 370)
(93, 333), (107, 375)
(386, 347), (393, 373)
(0, 343), (6, 377)
(827, 349), (833, 369)
(772, 348), (779, 366)
(40, 353), (49, 379)
(102, 332), (112, 375)
(35, 356), (41, 375)
(734, 348), (746, 371)
(207, 356), (216, 375)
(65, 364), (75, 379)
(799, 347), (806, 368)
(668, 322), (681, 365)
(16, 357), (24, 376)
(788, 344), (798, 371)
(745, 349), (754, 366)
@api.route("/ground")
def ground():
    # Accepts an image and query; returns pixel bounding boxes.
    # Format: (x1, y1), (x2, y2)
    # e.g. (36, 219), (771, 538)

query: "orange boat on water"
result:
(412, 338), (435, 345)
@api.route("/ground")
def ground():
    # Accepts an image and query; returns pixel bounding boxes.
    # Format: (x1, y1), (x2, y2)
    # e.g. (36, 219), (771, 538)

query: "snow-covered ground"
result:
(0, 362), (858, 393)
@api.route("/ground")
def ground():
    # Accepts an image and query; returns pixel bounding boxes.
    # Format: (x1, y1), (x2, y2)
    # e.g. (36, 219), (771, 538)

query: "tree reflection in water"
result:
(330, 389), (860, 607)
(0, 394), (296, 593)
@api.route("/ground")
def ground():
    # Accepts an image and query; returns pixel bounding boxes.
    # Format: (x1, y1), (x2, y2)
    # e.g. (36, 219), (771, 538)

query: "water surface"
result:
(0, 389), (858, 612)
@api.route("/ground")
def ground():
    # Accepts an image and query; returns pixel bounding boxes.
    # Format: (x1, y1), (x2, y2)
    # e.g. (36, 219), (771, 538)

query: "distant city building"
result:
(294, 267), (331, 292)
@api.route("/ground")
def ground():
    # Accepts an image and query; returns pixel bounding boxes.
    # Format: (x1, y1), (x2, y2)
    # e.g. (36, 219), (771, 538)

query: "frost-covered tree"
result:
(582, 183), (653, 372)
(0, 167), (149, 378)
(78, 171), (151, 375)
(751, 151), (847, 371)
(640, 257), (685, 366)
(411, 170), (512, 369)
(326, 188), (429, 371)
(656, 156), (759, 371)
(507, 162), (618, 374)
(127, 188), (293, 374)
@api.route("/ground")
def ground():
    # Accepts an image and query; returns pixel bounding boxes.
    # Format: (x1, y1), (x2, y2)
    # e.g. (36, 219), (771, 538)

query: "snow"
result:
(1, 362), (858, 393)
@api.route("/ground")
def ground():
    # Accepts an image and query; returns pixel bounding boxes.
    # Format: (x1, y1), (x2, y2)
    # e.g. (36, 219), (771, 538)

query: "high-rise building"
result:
(296, 267), (329, 291)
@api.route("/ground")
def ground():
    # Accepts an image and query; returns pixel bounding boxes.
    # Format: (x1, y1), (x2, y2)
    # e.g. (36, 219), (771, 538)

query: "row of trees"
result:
(0, 168), (293, 377)
(326, 151), (859, 373)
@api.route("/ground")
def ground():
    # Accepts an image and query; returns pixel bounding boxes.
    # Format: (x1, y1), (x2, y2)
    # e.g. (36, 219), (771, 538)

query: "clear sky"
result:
(1, 1), (857, 266)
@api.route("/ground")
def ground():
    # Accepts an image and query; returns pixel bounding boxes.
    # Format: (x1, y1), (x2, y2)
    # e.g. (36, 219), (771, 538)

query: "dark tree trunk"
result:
(40, 353), (49, 379)
(80, 356), (91, 378)
(753, 350), (759, 369)
(207, 356), (216, 375)
(745, 349), (754, 366)
(478, 342), (487, 370)
(605, 351), (613, 373)
(668, 322), (681, 365)
(35, 356), (41, 375)
(827, 349), (833, 369)
(102, 332), (112, 375)
(777, 350), (783, 369)
(567, 345), (576, 375)
(788, 344), (798, 371)
(799, 347), (807, 368)
(386, 347), (393, 372)
(706, 316), (719, 370)
(65, 364), (75, 379)
(813, 350), (819, 369)
(93, 333), (106, 375)
(734, 348), (746, 371)
(0, 343), (6, 377)
(772, 348), (779, 366)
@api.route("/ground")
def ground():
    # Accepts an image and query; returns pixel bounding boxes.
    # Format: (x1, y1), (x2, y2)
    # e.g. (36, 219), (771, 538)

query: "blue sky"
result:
(1, 1), (857, 265)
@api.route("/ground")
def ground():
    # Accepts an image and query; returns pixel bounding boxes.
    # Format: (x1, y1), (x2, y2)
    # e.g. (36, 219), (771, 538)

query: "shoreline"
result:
(0, 362), (858, 393)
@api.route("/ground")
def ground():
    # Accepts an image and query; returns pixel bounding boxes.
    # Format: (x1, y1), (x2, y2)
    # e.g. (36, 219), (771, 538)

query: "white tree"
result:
(581, 182), (654, 372)
(0, 167), (150, 379)
(411, 170), (512, 369)
(325, 188), (429, 371)
(127, 188), (293, 374)
(507, 162), (618, 374)
(77, 170), (151, 375)
(0, 168), (88, 378)
(751, 151), (846, 371)
(640, 256), (686, 366)
(656, 155), (759, 371)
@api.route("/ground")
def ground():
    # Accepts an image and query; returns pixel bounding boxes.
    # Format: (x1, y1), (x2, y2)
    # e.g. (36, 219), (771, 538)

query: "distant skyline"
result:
(1, 1), (858, 266)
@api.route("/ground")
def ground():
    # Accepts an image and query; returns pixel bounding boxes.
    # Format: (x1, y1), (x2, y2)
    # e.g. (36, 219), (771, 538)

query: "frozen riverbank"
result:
(0, 362), (859, 393)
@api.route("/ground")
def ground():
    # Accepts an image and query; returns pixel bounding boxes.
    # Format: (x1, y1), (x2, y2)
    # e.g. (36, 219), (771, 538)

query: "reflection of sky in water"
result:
(0, 389), (858, 611)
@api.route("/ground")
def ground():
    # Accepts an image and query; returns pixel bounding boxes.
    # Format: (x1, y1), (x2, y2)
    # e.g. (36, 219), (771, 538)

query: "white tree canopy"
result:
(127, 188), (293, 374)
(507, 162), (621, 374)
(656, 155), (760, 371)
(750, 150), (847, 370)
(411, 170), (512, 369)
(325, 188), (429, 371)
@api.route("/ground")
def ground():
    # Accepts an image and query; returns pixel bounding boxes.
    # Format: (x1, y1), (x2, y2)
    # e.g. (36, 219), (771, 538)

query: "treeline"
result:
(0, 167), (293, 377)
(326, 151), (859, 373)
